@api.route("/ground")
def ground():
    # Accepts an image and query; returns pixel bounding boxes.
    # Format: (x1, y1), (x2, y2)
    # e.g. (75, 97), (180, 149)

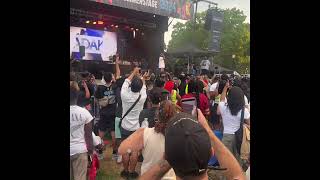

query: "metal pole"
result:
(192, 0), (198, 75)
(194, 1), (198, 33)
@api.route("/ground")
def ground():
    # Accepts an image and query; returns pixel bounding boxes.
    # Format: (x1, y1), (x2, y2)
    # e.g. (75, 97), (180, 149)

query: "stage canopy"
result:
(166, 44), (212, 57)
(90, 0), (194, 20)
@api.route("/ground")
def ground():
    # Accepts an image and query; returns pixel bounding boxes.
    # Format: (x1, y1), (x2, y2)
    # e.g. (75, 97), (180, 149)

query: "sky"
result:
(164, 0), (250, 46)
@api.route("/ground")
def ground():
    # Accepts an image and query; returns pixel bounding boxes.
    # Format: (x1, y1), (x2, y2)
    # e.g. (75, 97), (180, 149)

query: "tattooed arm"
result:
(139, 159), (172, 180)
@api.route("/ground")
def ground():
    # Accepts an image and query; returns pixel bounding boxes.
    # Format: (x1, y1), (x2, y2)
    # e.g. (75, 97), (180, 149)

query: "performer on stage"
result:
(158, 53), (165, 72)
(200, 56), (211, 75)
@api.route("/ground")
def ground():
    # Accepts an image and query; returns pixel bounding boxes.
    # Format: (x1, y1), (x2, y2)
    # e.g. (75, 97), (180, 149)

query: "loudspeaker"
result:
(204, 10), (213, 30)
(206, 9), (224, 53)
(205, 9), (224, 31)
(79, 45), (85, 57)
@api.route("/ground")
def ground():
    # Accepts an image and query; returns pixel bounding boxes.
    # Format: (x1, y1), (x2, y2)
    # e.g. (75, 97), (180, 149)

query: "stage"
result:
(70, 0), (193, 74)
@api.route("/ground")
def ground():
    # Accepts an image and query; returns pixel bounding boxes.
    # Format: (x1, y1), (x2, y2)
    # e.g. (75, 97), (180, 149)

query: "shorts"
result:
(98, 112), (115, 132)
(222, 134), (241, 163)
(120, 126), (135, 141)
(70, 153), (88, 180)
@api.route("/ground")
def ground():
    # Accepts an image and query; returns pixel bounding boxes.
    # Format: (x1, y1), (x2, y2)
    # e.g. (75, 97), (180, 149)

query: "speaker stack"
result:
(205, 8), (224, 53)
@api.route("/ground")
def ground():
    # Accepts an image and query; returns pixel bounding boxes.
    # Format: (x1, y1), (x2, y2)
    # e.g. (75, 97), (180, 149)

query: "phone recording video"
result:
(181, 97), (197, 116)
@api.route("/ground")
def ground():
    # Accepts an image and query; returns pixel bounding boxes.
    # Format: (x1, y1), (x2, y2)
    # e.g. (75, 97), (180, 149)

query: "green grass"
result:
(96, 170), (119, 180)
(95, 137), (124, 180)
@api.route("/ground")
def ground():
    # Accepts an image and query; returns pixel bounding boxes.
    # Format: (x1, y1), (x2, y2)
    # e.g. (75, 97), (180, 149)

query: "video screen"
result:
(70, 26), (117, 61)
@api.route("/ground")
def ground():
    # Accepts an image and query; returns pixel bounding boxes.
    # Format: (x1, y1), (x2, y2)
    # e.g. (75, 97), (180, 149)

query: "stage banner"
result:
(90, 0), (194, 20)
(70, 26), (117, 61)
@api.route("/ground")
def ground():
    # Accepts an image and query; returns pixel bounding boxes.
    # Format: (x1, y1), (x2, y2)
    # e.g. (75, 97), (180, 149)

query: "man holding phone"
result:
(119, 67), (149, 178)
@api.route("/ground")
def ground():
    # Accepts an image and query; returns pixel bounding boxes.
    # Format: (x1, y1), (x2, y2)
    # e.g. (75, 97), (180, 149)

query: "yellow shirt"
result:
(171, 90), (177, 105)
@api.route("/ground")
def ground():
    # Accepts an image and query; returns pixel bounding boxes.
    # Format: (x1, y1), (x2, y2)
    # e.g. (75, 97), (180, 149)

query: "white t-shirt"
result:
(141, 128), (176, 180)
(159, 57), (165, 69)
(218, 102), (250, 134)
(121, 79), (147, 131)
(70, 105), (93, 156)
(200, 60), (210, 70)
(221, 95), (249, 107)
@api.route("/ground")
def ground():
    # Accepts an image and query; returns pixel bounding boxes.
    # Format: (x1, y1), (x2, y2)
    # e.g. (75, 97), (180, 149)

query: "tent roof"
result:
(166, 44), (214, 57)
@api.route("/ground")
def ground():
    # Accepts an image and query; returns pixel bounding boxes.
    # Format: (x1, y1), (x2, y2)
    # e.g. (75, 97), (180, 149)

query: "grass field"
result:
(95, 146), (123, 180)
(95, 135), (230, 180)
(95, 138), (142, 180)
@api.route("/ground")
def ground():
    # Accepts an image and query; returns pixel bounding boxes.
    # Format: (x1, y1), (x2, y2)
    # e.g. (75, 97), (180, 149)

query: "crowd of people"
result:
(70, 54), (250, 180)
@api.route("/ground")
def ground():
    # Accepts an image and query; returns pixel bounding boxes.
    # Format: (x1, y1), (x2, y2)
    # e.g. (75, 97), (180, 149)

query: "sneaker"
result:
(117, 155), (122, 163)
(98, 153), (104, 160)
(120, 170), (129, 178)
(128, 171), (139, 179)
(112, 153), (118, 160)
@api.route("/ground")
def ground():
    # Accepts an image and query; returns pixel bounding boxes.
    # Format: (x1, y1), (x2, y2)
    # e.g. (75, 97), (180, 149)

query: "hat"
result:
(165, 113), (211, 178)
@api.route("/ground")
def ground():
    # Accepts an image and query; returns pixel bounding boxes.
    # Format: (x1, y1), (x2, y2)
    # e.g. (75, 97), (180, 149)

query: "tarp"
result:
(166, 44), (213, 57)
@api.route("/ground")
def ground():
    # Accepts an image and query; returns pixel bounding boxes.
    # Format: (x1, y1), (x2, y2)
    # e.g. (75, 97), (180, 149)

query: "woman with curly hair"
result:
(118, 100), (176, 179)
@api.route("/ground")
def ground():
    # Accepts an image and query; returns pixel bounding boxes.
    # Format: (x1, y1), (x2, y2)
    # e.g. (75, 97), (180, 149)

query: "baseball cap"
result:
(165, 113), (211, 178)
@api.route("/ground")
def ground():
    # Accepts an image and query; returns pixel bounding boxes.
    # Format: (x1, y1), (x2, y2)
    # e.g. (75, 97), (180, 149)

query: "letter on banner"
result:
(82, 39), (91, 49)
(75, 35), (103, 54)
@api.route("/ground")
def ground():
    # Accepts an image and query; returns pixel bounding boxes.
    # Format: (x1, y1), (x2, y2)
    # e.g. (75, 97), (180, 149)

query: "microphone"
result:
(76, 37), (80, 45)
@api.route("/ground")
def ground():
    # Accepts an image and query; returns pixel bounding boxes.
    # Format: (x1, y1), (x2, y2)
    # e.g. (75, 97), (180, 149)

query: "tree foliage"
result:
(167, 8), (250, 74)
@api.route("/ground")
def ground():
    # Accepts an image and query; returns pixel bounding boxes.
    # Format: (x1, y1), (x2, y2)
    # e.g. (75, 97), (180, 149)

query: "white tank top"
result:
(141, 128), (176, 180)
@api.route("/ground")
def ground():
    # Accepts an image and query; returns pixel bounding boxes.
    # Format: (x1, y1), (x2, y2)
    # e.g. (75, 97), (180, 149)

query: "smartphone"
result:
(181, 97), (197, 115)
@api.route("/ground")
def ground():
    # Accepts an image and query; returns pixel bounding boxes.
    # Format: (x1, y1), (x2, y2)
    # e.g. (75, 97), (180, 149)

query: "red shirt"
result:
(203, 79), (208, 86)
(181, 93), (209, 115)
(164, 81), (175, 93)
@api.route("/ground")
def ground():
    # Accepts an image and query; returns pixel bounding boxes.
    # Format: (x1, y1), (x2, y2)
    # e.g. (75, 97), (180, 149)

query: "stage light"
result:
(136, 28), (139, 31)
(141, 32), (145, 36)
(131, 27), (134, 30)
(98, 21), (104, 25)
(111, 24), (114, 27)
(115, 25), (119, 28)
(153, 14), (156, 18)
(133, 30), (136, 38)
(86, 20), (90, 24)
(93, 21), (97, 24)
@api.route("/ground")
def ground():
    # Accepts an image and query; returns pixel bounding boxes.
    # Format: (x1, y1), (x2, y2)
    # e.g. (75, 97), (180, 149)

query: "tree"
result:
(216, 8), (250, 73)
(168, 11), (209, 51)
(168, 8), (250, 74)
